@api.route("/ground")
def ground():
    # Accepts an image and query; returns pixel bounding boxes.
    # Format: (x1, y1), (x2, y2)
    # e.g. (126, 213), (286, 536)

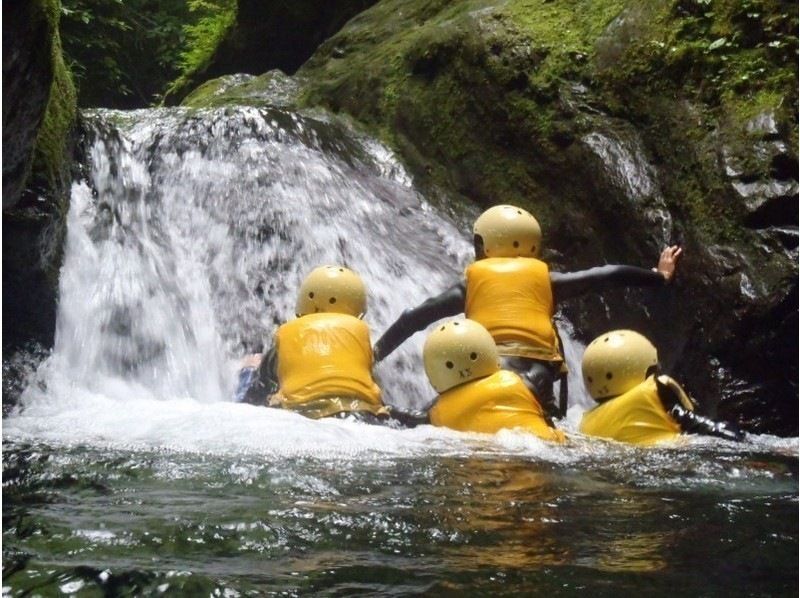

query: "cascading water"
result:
(61, 106), (474, 405)
(7, 104), (595, 455)
(3, 103), (796, 596)
(7, 105), (479, 454)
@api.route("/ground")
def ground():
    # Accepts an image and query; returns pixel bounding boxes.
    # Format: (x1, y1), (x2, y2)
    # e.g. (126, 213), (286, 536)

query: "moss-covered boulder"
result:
(2, 0), (77, 356)
(164, 0), (378, 106)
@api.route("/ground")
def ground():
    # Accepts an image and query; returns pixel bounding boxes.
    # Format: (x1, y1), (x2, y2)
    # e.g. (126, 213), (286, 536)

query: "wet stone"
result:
(746, 111), (780, 138)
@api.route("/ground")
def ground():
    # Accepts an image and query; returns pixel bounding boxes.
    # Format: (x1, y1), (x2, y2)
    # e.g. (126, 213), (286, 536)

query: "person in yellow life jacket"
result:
(579, 329), (744, 445)
(422, 318), (566, 443)
(240, 265), (391, 423)
(374, 204), (683, 421)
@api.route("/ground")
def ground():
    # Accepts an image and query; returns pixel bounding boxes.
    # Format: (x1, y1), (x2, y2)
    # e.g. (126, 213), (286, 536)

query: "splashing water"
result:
(7, 105), (487, 454)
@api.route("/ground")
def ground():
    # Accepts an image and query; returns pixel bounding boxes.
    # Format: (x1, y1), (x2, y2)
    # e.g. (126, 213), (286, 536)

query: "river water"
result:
(3, 106), (797, 596)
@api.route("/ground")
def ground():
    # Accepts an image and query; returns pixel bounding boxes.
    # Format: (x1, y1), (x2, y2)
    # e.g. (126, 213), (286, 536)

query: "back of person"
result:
(423, 318), (565, 443)
(465, 257), (560, 362)
(272, 312), (384, 418)
(579, 329), (744, 445)
(430, 369), (565, 442)
(243, 265), (389, 420)
(580, 375), (681, 446)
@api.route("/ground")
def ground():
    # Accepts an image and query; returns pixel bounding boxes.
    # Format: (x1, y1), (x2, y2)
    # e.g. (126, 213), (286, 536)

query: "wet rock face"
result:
(724, 111), (799, 230)
(3, 0), (58, 354)
(2, 1), (54, 208)
(3, 0), (75, 360)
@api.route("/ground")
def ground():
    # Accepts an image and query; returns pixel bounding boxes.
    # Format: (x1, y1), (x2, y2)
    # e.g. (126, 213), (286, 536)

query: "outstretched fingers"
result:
(657, 245), (683, 282)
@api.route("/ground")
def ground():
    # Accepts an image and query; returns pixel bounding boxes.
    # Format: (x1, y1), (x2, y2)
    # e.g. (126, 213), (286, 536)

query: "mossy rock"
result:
(3, 0), (77, 359)
(164, 0), (379, 106)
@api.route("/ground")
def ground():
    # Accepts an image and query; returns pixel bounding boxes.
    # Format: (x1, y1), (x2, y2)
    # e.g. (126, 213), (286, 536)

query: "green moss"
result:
(164, 0), (237, 105)
(303, 2), (607, 224)
(584, 0), (797, 242)
(180, 71), (302, 109)
(31, 0), (77, 204)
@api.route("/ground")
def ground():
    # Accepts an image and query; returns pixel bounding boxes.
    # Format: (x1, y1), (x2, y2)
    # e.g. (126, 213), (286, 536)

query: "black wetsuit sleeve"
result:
(241, 345), (279, 405)
(668, 405), (746, 441)
(550, 265), (666, 302)
(389, 408), (431, 428)
(655, 377), (745, 441)
(373, 281), (466, 361)
(257, 346), (279, 392)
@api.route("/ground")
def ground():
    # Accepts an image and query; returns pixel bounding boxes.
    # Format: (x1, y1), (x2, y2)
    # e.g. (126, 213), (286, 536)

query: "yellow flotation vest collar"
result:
(465, 258), (562, 362)
(579, 375), (686, 446)
(271, 313), (385, 418)
(429, 370), (566, 443)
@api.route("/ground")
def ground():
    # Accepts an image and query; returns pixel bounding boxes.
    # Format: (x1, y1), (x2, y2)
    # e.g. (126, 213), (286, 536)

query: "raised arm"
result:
(551, 245), (683, 302)
(373, 281), (466, 361)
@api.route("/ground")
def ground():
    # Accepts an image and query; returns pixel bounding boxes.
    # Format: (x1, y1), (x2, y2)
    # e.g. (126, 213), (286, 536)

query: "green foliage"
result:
(60, 0), (191, 107)
(179, 0), (237, 74)
(31, 0), (77, 199)
(166, 0), (237, 99)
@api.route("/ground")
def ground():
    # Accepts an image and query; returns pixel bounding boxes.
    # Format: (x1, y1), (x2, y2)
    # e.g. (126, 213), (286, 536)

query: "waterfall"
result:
(7, 104), (590, 454)
(55, 105), (478, 405)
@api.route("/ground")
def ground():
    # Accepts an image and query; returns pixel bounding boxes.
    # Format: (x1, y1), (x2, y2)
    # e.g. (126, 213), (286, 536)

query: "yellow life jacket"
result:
(271, 313), (386, 419)
(579, 375), (684, 446)
(464, 258), (561, 362)
(429, 370), (566, 443)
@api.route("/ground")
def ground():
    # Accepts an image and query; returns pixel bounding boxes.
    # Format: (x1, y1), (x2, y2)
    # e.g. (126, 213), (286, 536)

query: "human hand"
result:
(654, 245), (683, 282)
(240, 353), (263, 368)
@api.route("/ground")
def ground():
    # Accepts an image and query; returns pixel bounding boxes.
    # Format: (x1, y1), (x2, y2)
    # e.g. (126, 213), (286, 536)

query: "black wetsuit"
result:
(373, 264), (669, 418)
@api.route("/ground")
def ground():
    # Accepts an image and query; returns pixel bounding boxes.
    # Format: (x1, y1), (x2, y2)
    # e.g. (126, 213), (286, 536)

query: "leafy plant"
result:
(178, 0), (237, 78)
(60, 0), (192, 107)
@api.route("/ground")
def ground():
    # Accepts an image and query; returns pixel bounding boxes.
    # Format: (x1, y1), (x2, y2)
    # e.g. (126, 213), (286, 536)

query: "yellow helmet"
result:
(581, 330), (659, 401)
(423, 319), (500, 393)
(295, 265), (367, 318)
(473, 205), (542, 258)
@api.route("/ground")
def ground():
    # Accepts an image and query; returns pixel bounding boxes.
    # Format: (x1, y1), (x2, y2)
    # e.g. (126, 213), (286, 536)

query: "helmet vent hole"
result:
(606, 372), (613, 380)
(446, 361), (454, 369)
(309, 292), (314, 298)
(329, 297), (337, 304)
(531, 244), (536, 253)
(439, 325), (446, 332)
(603, 337), (609, 342)
(517, 210), (522, 214)
(587, 376), (593, 383)
(453, 322), (459, 326)
(513, 240), (519, 248)
(338, 268), (344, 272)
(470, 352), (478, 360)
